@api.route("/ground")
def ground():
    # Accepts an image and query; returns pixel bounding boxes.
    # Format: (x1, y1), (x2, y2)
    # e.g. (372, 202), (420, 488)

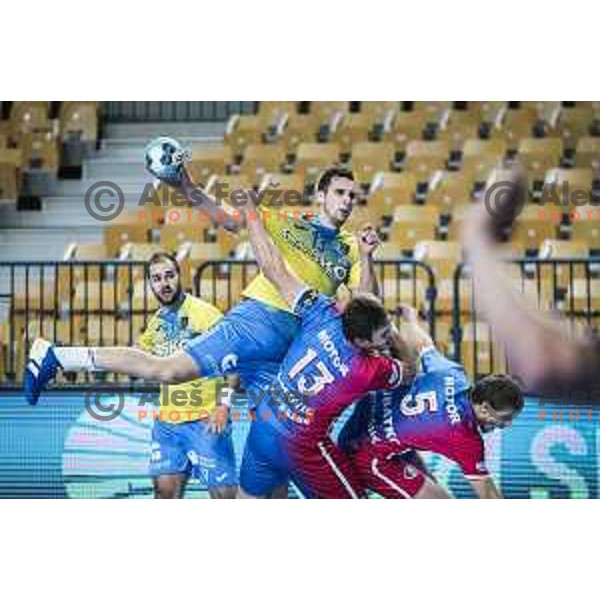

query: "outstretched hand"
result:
(357, 224), (381, 256)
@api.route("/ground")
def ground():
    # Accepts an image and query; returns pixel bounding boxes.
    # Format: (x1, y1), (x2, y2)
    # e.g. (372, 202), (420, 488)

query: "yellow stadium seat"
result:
(224, 115), (268, 155)
(539, 239), (589, 288)
(491, 107), (538, 150)
(64, 242), (110, 261)
(195, 275), (244, 313)
(541, 168), (593, 212)
(256, 101), (298, 122)
(368, 172), (419, 212)
(539, 239), (590, 259)
(159, 221), (214, 251)
(239, 144), (286, 183)
(473, 101), (507, 123)
(564, 279), (600, 313)
(460, 321), (508, 379)
(0, 148), (22, 167)
(259, 172), (306, 192)
(460, 138), (507, 182)
(308, 102), (349, 124)
(9, 102), (50, 140)
(436, 111), (481, 151)
(277, 113), (320, 154)
(434, 278), (472, 314)
(344, 202), (387, 232)
(556, 106), (596, 151)
(410, 102), (451, 118)
(59, 102), (98, 143)
(104, 217), (149, 257)
(388, 205), (440, 249)
(575, 137), (600, 169)
(188, 144), (233, 185)
(517, 138), (564, 182)
(426, 171), (474, 212)
(294, 143), (341, 182)
(10, 101), (50, 118)
(330, 113), (375, 154)
(73, 281), (119, 312)
(414, 240), (462, 280)
(403, 141), (450, 179)
(510, 205), (558, 250)
(383, 111), (430, 150)
(83, 316), (147, 346)
(0, 163), (18, 199)
(19, 131), (59, 173)
(350, 142), (395, 184)
(357, 101), (398, 122)
(570, 211), (600, 249)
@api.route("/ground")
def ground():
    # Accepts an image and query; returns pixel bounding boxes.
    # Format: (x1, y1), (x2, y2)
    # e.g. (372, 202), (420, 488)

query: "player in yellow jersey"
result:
(26, 168), (381, 421)
(138, 252), (238, 499)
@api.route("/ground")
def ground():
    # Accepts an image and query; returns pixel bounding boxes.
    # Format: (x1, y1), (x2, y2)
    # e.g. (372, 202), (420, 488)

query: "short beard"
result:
(153, 286), (183, 307)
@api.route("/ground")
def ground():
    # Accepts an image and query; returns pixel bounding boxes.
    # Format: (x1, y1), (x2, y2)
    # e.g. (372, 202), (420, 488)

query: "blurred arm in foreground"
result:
(461, 168), (600, 399)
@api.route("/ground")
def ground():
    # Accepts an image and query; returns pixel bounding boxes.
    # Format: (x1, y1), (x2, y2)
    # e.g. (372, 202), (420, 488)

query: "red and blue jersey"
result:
(339, 348), (489, 479)
(255, 290), (404, 438)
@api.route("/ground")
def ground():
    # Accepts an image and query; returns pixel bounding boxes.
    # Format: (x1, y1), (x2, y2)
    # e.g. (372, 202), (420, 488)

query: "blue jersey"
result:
(254, 290), (404, 437)
(339, 348), (489, 478)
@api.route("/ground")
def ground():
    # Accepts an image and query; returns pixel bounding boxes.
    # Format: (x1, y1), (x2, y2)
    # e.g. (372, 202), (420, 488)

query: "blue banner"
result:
(0, 391), (596, 498)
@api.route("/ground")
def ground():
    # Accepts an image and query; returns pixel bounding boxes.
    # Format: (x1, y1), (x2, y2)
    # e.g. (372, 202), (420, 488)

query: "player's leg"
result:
(179, 419), (239, 499)
(353, 446), (451, 499)
(266, 482), (289, 499)
(150, 421), (192, 499)
(24, 338), (199, 405)
(238, 421), (289, 499)
(184, 299), (299, 391)
(289, 436), (366, 499)
(153, 474), (188, 499)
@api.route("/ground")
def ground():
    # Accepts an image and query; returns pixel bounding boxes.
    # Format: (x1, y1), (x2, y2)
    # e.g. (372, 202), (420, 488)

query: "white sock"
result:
(54, 347), (103, 372)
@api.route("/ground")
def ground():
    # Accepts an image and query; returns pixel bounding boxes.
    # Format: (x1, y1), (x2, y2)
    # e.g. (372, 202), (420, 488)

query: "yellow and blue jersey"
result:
(242, 209), (361, 312)
(137, 294), (225, 423)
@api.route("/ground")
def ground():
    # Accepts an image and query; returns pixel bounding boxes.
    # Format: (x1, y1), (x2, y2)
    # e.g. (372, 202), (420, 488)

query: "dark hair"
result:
(147, 251), (181, 276)
(342, 293), (388, 343)
(316, 167), (355, 195)
(471, 374), (524, 416)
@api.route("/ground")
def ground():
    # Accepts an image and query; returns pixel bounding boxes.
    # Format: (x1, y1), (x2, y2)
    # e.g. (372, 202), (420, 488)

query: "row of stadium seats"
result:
(5, 238), (598, 317)
(0, 101), (100, 199)
(223, 102), (600, 158)
(189, 135), (600, 186)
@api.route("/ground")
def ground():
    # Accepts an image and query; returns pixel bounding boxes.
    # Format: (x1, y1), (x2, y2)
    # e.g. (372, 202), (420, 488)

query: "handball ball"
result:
(144, 137), (189, 186)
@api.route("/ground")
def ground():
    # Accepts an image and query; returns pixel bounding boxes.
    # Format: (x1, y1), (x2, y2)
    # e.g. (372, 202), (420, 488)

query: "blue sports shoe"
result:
(24, 338), (60, 405)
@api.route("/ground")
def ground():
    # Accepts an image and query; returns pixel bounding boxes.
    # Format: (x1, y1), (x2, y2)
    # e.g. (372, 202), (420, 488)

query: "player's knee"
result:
(157, 353), (199, 384)
(153, 479), (181, 499)
(416, 480), (452, 499)
(209, 485), (237, 499)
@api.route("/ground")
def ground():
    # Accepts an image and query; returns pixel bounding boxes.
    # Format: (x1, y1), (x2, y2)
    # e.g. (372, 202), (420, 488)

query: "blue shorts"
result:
(239, 420), (290, 497)
(240, 419), (364, 499)
(149, 419), (238, 490)
(183, 299), (299, 394)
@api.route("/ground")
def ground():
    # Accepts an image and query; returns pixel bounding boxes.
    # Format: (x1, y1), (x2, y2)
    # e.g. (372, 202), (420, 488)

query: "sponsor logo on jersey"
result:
(444, 375), (462, 424)
(317, 329), (350, 376)
(280, 228), (350, 283)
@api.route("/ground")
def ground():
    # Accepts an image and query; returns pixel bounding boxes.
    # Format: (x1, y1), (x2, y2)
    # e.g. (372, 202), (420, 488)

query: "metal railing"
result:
(3, 256), (597, 389)
(0, 261), (152, 387)
(452, 258), (600, 379)
(194, 259), (438, 338)
(102, 101), (257, 122)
